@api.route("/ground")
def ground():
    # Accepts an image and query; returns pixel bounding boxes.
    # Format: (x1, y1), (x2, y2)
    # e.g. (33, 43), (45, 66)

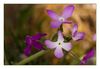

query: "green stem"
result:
(69, 51), (81, 63)
(58, 24), (63, 32)
(16, 50), (46, 65)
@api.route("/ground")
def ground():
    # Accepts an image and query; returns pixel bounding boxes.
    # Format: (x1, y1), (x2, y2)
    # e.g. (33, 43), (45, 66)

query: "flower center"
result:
(58, 42), (62, 47)
(59, 17), (65, 22)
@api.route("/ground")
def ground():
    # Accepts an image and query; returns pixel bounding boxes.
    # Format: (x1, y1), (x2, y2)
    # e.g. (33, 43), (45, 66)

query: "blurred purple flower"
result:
(45, 31), (72, 58)
(93, 34), (96, 41)
(72, 24), (85, 41)
(46, 5), (75, 28)
(80, 48), (95, 64)
(24, 33), (46, 56)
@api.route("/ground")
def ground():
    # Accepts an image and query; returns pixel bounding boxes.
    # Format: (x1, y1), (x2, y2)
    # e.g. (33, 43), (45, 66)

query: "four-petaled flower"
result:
(47, 5), (75, 28)
(72, 24), (85, 41)
(80, 48), (95, 64)
(24, 33), (46, 56)
(45, 31), (72, 58)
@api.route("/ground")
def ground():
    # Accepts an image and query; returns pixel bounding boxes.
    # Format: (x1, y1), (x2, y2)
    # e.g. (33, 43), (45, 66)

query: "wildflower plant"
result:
(20, 5), (96, 65)
(24, 33), (46, 56)
(80, 48), (95, 64)
(45, 31), (72, 58)
(46, 5), (74, 28)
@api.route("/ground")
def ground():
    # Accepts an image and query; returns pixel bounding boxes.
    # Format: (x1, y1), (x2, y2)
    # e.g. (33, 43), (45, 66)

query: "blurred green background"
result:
(4, 4), (96, 65)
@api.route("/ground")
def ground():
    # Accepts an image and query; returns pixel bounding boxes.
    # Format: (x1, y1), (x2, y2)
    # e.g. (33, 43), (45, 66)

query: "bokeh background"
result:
(4, 4), (96, 65)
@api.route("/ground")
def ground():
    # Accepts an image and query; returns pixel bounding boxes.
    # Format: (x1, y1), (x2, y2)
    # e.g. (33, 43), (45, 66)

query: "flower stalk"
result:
(69, 51), (81, 63)
(16, 50), (46, 65)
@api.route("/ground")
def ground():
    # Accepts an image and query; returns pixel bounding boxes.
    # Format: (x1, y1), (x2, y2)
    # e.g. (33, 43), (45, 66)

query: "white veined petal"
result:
(57, 31), (64, 41)
(62, 42), (72, 51)
(54, 46), (64, 58)
(45, 40), (57, 49)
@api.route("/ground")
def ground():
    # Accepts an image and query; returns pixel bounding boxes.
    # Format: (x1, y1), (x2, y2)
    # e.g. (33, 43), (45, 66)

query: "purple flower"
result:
(24, 33), (46, 56)
(46, 5), (75, 28)
(72, 24), (85, 41)
(93, 34), (96, 41)
(45, 31), (72, 58)
(80, 48), (95, 64)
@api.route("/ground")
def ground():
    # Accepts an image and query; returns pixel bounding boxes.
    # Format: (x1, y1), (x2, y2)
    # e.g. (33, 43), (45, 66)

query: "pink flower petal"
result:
(73, 32), (85, 41)
(93, 34), (96, 41)
(62, 42), (72, 51)
(47, 10), (59, 20)
(32, 40), (44, 50)
(45, 40), (57, 49)
(32, 33), (46, 40)
(72, 24), (78, 37)
(80, 48), (95, 64)
(24, 47), (31, 56)
(25, 35), (32, 46)
(54, 47), (64, 58)
(57, 31), (64, 41)
(62, 5), (75, 19)
(51, 21), (62, 28)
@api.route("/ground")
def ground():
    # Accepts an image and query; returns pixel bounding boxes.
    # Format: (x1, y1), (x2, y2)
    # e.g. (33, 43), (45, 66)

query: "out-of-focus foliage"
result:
(4, 4), (96, 65)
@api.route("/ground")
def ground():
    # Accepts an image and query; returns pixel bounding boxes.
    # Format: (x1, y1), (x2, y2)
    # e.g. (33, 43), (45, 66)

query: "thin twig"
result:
(69, 51), (81, 63)
(16, 50), (47, 65)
